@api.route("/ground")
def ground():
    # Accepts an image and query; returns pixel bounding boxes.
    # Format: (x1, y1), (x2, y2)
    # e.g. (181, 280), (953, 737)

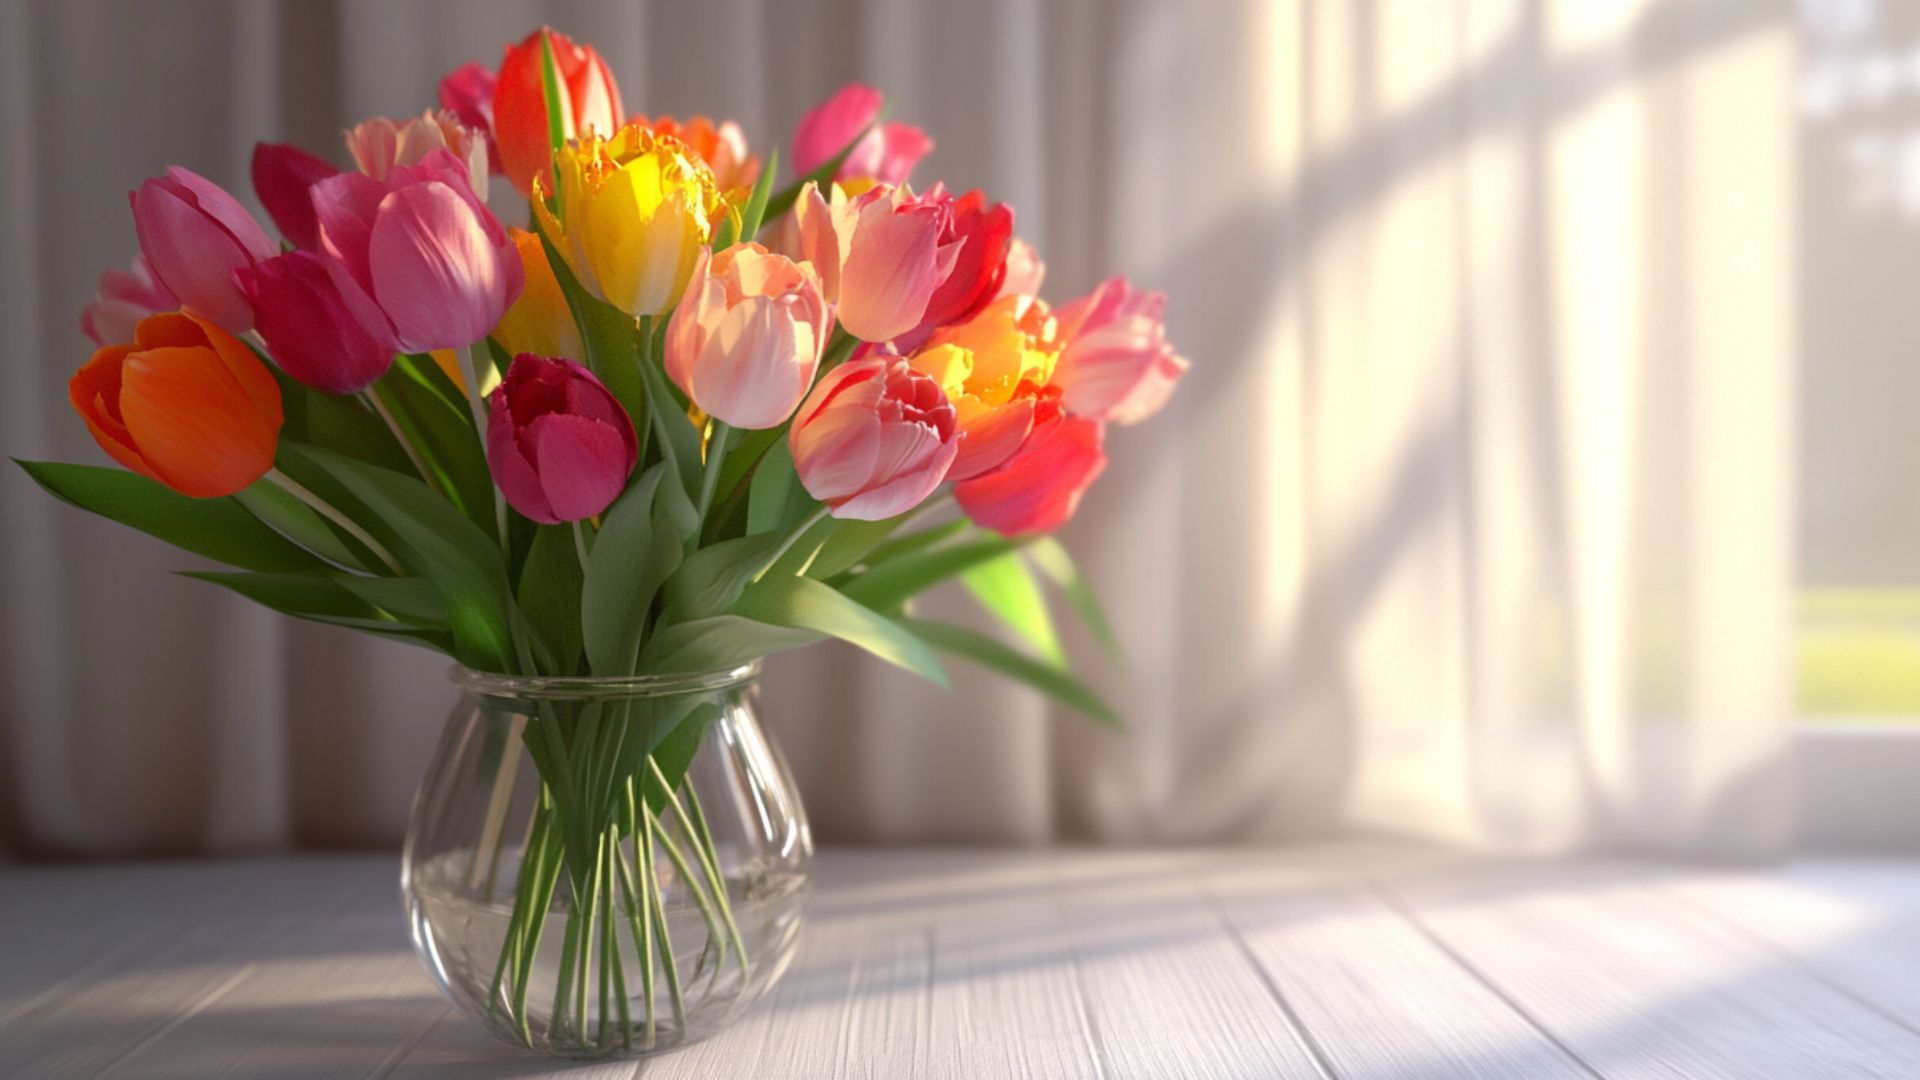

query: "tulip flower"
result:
(493, 228), (583, 363)
(633, 114), (760, 194)
(347, 110), (490, 200)
(131, 167), (277, 333)
(897, 186), (1013, 349)
(494, 27), (623, 198)
(911, 294), (1061, 480)
(68, 312), (282, 498)
(311, 147), (523, 353)
(997, 237), (1046, 300)
(235, 251), (395, 395)
(793, 181), (962, 343)
(792, 84), (933, 186)
(665, 244), (829, 430)
(953, 398), (1106, 536)
(438, 61), (501, 174)
(485, 354), (637, 524)
(533, 124), (721, 318)
(789, 357), (959, 521)
(1053, 277), (1189, 425)
(79, 255), (177, 347)
(251, 143), (338, 251)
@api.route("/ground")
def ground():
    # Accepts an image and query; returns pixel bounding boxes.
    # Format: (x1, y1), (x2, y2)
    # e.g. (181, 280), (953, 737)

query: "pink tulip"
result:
(789, 357), (959, 521)
(954, 400), (1107, 536)
(438, 61), (501, 174)
(997, 237), (1046, 300)
(79, 255), (177, 346)
(896, 186), (1013, 350)
(251, 143), (339, 251)
(1052, 277), (1189, 425)
(486, 354), (638, 525)
(794, 181), (962, 343)
(346, 110), (490, 201)
(310, 147), (523, 353)
(665, 244), (830, 430)
(235, 251), (395, 394)
(792, 83), (933, 186)
(130, 166), (277, 332)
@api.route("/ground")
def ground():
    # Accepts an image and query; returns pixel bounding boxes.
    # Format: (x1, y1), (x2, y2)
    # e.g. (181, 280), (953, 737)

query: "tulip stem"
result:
(572, 519), (592, 574)
(361, 387), (440, 494)
(462, 342), (510, 552)
(695, 421), (732, 525)
(264, 468), (403, 575)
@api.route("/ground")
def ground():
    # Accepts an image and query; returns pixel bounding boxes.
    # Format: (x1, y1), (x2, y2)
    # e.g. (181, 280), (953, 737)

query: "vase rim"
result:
(449, 661), (762, 700)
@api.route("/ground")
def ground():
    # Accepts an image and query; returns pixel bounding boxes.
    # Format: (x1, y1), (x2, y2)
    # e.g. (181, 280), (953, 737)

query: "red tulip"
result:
(235, 251), (395, 395)
(131, 166), (277, 332)
(897, 186), (1013, 349)
(79, 255), (177, 347)
(953, 396), (1106, 536)
(793, 181), (962, 343)
(485, 354), (637, 524)
(494, 27), (623, 198)
(250, 143), (339, 251)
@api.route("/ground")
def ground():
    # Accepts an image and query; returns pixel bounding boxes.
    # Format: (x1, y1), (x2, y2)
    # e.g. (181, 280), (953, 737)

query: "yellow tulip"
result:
(533, 124), (723, 318)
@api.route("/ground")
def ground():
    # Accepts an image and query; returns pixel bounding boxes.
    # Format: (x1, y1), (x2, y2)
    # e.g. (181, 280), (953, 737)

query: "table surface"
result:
(5, 843), (1920, 1079)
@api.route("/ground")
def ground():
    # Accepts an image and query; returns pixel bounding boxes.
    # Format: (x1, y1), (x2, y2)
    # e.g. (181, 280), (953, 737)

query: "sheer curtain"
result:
(0, 0), (1795, 856)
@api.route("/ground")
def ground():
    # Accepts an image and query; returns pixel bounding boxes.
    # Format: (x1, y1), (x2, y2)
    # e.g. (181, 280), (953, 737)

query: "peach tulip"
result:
(69, 312), (282, 498)
(793, 181), (961, 343)
(665, 244), (829, 430)
(494, 27), (622, 198)
(953, 397), (1106, 536)
(911, 294), (1061, 480)
(79, 255), (177, 347)
(634, 114), (760, 194)
(131, 167), (277, 333)
(792, 84), (932, 186)
(1053, 277), (1188, 425)
(789, 357), (959, 520)
(346, 110), (490, 200)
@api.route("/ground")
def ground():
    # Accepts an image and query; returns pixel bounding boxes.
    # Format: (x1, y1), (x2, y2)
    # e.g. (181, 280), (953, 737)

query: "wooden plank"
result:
(1387, 858), (1920, 1079)
(1200, 851), (1595, 1080)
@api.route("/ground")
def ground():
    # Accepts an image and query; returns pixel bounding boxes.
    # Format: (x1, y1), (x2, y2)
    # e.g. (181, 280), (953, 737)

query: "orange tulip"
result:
(492, 227), (584, 363)
(632, 114), (760, 195)
(68, 312), (282, 498)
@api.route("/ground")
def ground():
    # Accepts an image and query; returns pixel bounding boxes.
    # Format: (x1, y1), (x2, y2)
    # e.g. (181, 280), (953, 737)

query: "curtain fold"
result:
(0, 0), (1795, 856)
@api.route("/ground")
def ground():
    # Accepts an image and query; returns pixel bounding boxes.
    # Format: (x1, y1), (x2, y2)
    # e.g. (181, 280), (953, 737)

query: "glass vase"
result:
(402, 662), (812, 1059)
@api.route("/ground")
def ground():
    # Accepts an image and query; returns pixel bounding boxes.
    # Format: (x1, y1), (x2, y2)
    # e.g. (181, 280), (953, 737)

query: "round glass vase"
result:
(403, 662), (812, 1060)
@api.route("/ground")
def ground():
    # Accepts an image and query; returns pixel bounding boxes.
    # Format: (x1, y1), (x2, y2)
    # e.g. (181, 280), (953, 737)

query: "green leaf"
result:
(234, 481), (369, 571)
(635, 352), (703, 501)
(840, 535), (1022, 613)
(370, 355), (493, 535)
(281, 445), (518, 672)
(530, 215), (645, 427)
(16, 461), (326, 573)
(961, 552), (1065, 666)
(762, 124), (874, 224)
(1028, 537), (1121, 657)
(182, 570), (456, 654)
(900, 617), (1118, 728)
(335, 576), (448, 626)
(581, 465), (682, 675)
(268, 364), (414, 476)
(732, 574), (947, 686)
(641, 701), (721, 815)
(658, 532), (786, 625)
(641, 613), (820, 674)
(538, 29), (567, 213)
(738, 148), (779, 240)
(746, 438), (812, 536)
(710, 205), (740, 252)
(806, 516), (909, 580)
(848, 519), (970, 575)
(517, 524), (585, 675)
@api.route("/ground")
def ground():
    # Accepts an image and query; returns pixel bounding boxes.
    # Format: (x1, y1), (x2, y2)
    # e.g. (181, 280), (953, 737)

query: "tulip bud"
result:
(665, 244), (830, 430)
(131, 166), (277, 333)
(438, 61), (501, 174)
(793, 181), (963, 343)
(250, 143), (339, 252)
(346, 110), (491, 201)
(79, 255), (177, 347)
(235, 251), (395, 395)
(311, 147), (523, 353)
(789, 357), (959, 521)
(485, 355), (638, 524)
(792, 84), (933, 186)
(494, 27), (623, 198)
(493, 228), (584, 363)
(69, 312), (283, 498)
(1053, 277), (1189, 425)
(953, 398), (1106, 536)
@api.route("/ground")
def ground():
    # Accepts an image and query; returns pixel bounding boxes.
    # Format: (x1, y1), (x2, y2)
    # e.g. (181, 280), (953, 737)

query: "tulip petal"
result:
(120, 345), (280, 498)
(69, 345), (162, 483)
(133, 181), (258, 332)
(367, 181), (503, 351)
(954, 414), (1106, 536)
(528, 413), (632, 522)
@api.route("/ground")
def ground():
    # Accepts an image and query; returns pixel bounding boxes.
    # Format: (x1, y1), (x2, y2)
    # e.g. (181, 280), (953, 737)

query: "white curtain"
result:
(0, 0), (1796, 856)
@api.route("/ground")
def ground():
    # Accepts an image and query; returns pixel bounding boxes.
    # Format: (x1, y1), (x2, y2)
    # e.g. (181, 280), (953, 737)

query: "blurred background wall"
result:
(0, 0), (1838, 856)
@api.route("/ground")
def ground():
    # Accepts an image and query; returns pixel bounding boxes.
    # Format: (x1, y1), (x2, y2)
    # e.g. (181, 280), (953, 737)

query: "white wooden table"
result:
(4, 844), (1920, 1078)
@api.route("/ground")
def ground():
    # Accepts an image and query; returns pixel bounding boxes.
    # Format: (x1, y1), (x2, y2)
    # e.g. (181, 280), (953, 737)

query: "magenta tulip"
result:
(789, 357), (959, 521)
(234, 251), (395, 394)
(310, 147), (522, 353)
(792, 84), (932, 186)
(251, 142), (339, 251)
(130, 166), (277, 333)
(1052, 277), (1189, 425)
(79, 255), (177, 346)
(486, 355), (638, 525)
(793, 181), (962, 343)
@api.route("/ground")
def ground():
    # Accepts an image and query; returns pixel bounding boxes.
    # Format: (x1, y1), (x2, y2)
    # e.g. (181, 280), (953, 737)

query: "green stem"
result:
(604, 829), (631, 1049)
(651, 758), (749, 981)
(572, 519), (592, 575)
(263, 468), (402, 574)
(361, 386), (439, 493)
(695, 420), (732, 525)
(647, 803), (728, 993)
(642, 799), (688, 1031)
(461, 342), (509, 552)
(618, 780), (658, 1048)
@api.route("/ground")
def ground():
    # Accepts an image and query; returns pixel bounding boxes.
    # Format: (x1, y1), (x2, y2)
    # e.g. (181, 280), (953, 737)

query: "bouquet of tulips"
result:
(22, 27), (1185, 1052)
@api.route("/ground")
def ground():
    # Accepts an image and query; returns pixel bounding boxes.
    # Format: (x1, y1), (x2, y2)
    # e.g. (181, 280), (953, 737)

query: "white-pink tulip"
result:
(664, 244), (831, 430)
